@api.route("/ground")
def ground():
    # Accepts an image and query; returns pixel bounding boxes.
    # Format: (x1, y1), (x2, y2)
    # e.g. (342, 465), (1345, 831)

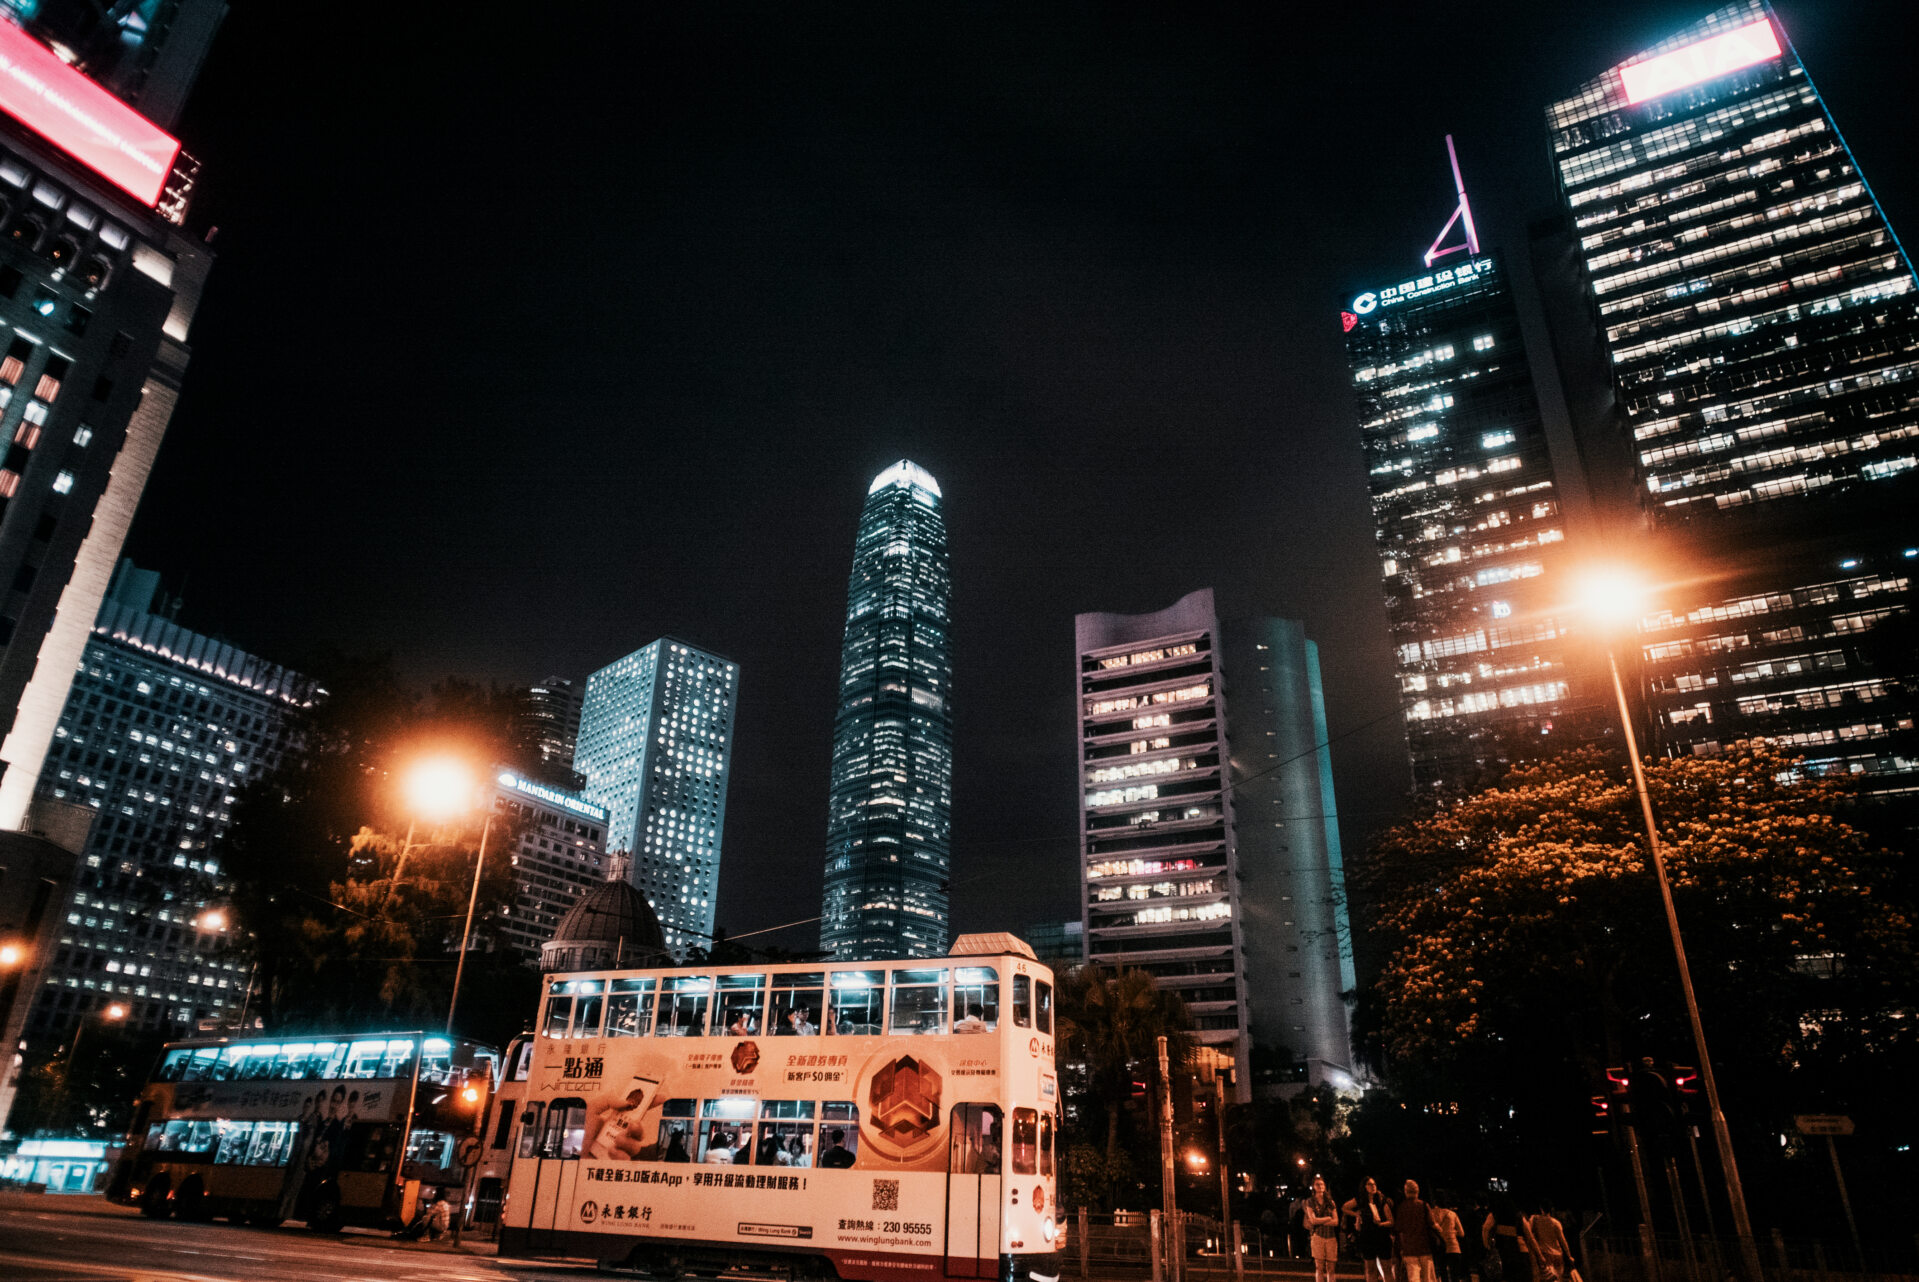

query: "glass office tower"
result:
(820, 460), (953, 960)
(575, 640), (738, 958)
(1343, 254), (1583, 796)
(1546, 1), (1919, 792)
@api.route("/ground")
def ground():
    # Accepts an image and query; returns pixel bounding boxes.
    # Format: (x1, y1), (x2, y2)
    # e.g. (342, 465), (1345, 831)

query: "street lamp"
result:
(68, 1000), (127, 1064)
(0, 942), (21, 968)
(402, 757), (495, 1037)
(1580, 568), (1764, 1282)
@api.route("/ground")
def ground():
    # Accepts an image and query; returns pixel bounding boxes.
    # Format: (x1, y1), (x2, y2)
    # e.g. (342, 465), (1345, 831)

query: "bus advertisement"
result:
(107, 1032), (496, 1230)
(500, 937), (1063, 1281)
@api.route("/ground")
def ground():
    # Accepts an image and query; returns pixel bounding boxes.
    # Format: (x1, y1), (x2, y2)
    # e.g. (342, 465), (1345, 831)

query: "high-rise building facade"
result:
(491, 767), (608, 964)
(26, 562), (317, 1039)
(1343, 252), (1584, 795)
(575, 640), (738, 958)
(1076, 590), (1355, 1095)
(1544, 1), (1919, 792)
(820, 461), (953, 961)
(511, 676), (583, 789)
(0, 12), (221, 826)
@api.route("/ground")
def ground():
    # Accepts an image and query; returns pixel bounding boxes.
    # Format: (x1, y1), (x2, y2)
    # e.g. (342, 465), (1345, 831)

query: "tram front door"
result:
(944, 1104), (1004, 1278)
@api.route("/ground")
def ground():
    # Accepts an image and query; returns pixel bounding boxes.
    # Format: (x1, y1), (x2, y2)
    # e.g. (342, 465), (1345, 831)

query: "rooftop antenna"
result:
(1422, 134), (1481, 268)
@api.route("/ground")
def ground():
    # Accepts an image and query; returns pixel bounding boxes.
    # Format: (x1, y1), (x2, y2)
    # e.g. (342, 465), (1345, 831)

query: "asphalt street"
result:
(0, 1193), (586, 1282)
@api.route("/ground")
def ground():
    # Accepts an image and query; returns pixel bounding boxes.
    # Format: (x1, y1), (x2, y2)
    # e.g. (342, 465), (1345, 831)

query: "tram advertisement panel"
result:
(528, 1032), (1031, 1257)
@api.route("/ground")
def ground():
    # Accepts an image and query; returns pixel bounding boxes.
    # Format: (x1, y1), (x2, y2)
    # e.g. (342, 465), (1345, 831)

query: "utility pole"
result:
(1158, 1035), (1180, 1282)
(1214, 1074), (1232, 1230)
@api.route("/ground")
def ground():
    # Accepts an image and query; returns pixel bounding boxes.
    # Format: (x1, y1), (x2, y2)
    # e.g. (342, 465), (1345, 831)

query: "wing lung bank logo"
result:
(732, 1041), (761, 1074)
(857, 1050), (944, 1168)
(580, 1199), (598, 1224)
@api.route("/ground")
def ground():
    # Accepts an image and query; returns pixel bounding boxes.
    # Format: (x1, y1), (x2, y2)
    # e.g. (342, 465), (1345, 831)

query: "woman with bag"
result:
(1481, 1193), (1538, 1282)
(1344, 1176), (1397, 1282)
(1304, 1175), (1342, 1282)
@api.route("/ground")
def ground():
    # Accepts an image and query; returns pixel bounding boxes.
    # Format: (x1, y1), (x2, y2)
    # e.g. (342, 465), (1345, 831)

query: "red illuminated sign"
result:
(0, 22), (179, 206)
(1620, 17), (1782, 106)
(1340, 311), (1359, 332)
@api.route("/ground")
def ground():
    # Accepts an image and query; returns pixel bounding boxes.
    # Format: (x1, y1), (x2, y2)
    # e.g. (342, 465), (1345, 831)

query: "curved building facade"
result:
(820, 461), (953, 960)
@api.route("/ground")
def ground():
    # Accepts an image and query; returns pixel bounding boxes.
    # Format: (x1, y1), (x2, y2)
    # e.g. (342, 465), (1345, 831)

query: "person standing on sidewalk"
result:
(1430, 1194), (1466, 1282)
(1396, 1181), (1442, 1282)
(1345, 1177), (1396, 1282)
(1304, 1175), (1342, 1282)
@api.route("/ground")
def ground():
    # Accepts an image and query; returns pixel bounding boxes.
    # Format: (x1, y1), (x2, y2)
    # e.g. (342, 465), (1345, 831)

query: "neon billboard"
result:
(1620, 17), (1782, 106)
(0, 22), (180, 206)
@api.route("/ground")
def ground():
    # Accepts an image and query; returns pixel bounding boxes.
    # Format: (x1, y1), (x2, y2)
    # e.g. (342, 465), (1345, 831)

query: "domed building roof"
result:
(541, 877), (671, 973)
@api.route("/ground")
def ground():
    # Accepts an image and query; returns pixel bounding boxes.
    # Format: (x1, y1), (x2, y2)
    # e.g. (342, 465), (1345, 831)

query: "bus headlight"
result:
(1041, 1216), (1057, 1243)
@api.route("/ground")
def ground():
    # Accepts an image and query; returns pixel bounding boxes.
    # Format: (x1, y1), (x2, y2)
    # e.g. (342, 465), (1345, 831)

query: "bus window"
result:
(543, 991), (573, 1038)
(170, 1119), (217, 1154)
(889, 969), (949, 1035)
(181, 1047), (220, 1081)
(238, 1044), (279, 1079)
(213, 1046), (249, 1080)
(570, 982), (605, 1037)
(247, 1121), (293, 1167)
(717, 974), (766, 1037)
(607, 977), (657, 1037)
(214, 1121), (254, 1163)
(274, 1043), (313, 1078)
(315, 1042), (349, 1079)
(379, 1039), (416, 1079)
(953, 967), (999, 1032)
(1013, 975), (1032, 1028)
(656, 975), (713, 1036)
(419, 1038), (453, 1084)
(1011, 1108), (1038, 1175)
(518, 1103), (544, 1159)
(156, 1049), (190, 1081)
(656, 1099), (696, 1161)
(344, 1040), (388, 1078)
(1039, 1111), (1053, 1177)
(828, 971), (883, 1035)
(818, 1103), (860, 1167)
(769, 973), (824, 1035)
(1036, 981), (1053, 1036)
(948, 1103), (1004, 1174)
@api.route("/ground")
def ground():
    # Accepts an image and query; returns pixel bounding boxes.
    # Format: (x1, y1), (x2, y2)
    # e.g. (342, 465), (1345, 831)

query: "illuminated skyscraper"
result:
(1076, 591), (1354, 1097)
(511, 675), (584, 788)
(820, 460), (952, 961)
(0, 10), (222, 826)
(575, 640), (738, 958)
(1343, 181), (1586, 797)
(1542, 1), (1919, 791)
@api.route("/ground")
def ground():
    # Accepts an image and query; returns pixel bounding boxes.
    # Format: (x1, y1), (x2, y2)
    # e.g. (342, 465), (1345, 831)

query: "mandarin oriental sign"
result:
(1620, 17), (1782, 105)
(0, 22), (179, 206)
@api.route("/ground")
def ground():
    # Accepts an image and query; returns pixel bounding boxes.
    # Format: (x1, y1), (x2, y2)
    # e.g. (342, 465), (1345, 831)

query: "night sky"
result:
(118, 2), (1919, 949)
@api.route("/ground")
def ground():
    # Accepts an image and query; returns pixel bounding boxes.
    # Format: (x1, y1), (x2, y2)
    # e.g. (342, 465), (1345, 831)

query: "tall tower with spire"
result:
(820, 461), (953, 960)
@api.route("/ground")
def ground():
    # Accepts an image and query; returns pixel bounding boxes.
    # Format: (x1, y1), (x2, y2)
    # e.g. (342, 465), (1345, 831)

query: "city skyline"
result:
(51, 1), (1919, 950)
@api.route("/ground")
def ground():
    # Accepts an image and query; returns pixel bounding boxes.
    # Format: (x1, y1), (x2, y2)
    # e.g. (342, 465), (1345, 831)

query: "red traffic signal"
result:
(1590, 1095), (1611, 1136)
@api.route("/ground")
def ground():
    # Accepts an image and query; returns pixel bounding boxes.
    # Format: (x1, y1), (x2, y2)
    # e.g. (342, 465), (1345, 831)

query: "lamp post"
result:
(445, 811), (493, 1037)
(402, 757), (494, 1038)
(1582, 571), (1765, 1282)
(68, 1001), (127, 1065)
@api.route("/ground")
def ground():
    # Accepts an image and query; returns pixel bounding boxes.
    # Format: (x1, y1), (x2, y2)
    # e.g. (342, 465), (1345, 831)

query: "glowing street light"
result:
(1580, 567), (1764, 1282)
(0, 943), (22, 968)
(400, 755), (495, 1038)
(193, 909), (227, 932)
(69, 999), (127, 1062)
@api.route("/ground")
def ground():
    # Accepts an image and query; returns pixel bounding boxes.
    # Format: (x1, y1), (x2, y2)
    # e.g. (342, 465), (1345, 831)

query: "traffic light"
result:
(1670, 1066), (1700, 1115)
(1590, 1094), (1611, 1136)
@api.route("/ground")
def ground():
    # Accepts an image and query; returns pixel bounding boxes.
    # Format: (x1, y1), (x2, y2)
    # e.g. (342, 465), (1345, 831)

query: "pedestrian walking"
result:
(1481, 1194), (1539, 1282)
(1527, 1203), (1573, 1282)
(1396, 1181), (1442, 1282)
(1304, 1175), (1342, 1282)
(1345, 1177), (1396, 1282)
(1430, 1194), (1466, 1282)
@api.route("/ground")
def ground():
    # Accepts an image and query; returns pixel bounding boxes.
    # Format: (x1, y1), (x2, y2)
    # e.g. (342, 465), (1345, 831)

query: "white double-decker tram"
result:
(500, 934), (1062, 1282)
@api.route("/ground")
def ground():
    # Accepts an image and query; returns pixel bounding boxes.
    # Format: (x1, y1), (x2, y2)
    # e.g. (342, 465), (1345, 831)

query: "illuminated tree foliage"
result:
(1358, 744), (1918, 1208)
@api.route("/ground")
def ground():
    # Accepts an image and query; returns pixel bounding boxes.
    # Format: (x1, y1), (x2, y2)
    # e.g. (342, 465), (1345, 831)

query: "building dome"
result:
(541, 877), (671, 973)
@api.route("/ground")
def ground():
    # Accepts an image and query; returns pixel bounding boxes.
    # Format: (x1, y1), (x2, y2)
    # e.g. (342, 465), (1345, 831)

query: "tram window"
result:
(828, 971), (884, 1035)
(511, 1040), (536, 1080)
(698, 1119), (751, 1163)
(492, 1102), (515, 1149)
(770, 973), (824, 1035)
(607, 977), (657, 1037)
(756, 1120), (816, 1166)
(818, 1102), (860, 1167)
(948, 1103), (1004, 1175)
(538, 1098), (587, 1159)
(657, 975), (713, 1036)
(889, 968), (949, 1035)
(1039, 1111), (1053, 1177)
(1012, 975), (1032, 1028)
(656, 1099), (696, 1161)
(953, 967), (999, 1032)
(157, 1049), (191, 1081)
(571, 983), (605, 1038)
(518, 1103), (544, 1159)
(1036, 981), (1053, 1036)
(543, 993), (574, 1038)
(717, 973), (767, 1036)
(1011, 1107), (1038, 1175)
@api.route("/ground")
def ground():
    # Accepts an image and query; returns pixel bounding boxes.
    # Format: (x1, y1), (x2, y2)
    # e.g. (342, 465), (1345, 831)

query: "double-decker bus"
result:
(107, 1031), (497, 1230)
(500, 934), (1062, 1282)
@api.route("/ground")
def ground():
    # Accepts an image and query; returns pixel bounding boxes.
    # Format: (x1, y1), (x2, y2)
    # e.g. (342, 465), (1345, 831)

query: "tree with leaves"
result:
(1361, 743), (1918, 1216)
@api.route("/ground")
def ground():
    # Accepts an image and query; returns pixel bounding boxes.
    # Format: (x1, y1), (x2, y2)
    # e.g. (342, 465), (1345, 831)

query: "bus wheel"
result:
(139, 1177), (173, 1219)
(246, 1210), (286, 1228)
(173, 1177), (210, 1221)
(306, 1182), (344, 1233)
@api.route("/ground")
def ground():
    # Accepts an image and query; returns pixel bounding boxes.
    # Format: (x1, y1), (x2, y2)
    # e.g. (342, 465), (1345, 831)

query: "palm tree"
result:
(1056, 965), (1196, 1162)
